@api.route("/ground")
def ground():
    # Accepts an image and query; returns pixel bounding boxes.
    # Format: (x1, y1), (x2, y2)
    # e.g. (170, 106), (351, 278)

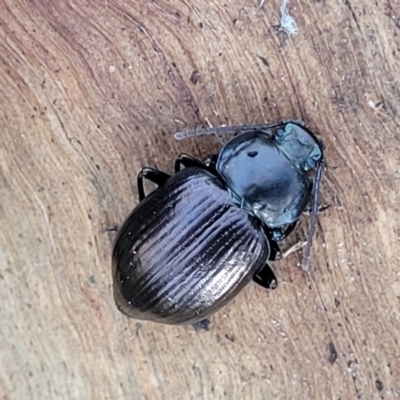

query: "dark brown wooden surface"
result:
(1, 0), (400, 399)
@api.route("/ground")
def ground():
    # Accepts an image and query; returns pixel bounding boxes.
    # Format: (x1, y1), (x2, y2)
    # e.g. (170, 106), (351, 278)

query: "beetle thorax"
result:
(217, 131), (312, 228)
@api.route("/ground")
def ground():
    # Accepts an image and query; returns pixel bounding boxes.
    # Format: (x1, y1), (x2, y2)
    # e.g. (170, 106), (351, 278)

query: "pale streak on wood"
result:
(1, 0), (400, 399)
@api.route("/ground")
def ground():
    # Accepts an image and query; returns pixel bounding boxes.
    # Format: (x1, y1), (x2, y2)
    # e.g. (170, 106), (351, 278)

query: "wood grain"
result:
(1, 0), (400, 399)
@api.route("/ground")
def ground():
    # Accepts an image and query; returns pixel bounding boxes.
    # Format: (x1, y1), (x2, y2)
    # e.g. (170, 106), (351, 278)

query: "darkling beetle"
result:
(112, 120), (324, 325)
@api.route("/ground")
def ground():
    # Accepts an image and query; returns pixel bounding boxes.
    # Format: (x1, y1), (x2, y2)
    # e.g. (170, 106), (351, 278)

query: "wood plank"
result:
(1, 0), (399, 398)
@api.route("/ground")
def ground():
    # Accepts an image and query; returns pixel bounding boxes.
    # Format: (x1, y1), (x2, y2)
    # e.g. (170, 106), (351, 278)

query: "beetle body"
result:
(112, 121), (324, 325)
(112, 167), (270, 324)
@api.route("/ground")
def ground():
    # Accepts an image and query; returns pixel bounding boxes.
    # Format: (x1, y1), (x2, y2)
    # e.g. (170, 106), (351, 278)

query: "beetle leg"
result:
(268, 239), (282, 261)
(303, 203), (331, 215)
(262, 227), (283, 260)
(279, 221), (298, 241)
(269, 221), (298, 242)
(203, 154), (218, 171)
(253, 263), (278, 290)
(137, 167), (171, 201)
(174, 153), (204, 173)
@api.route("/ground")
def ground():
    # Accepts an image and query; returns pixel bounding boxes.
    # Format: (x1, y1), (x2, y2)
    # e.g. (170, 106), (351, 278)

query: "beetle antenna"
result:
(174, 122), (285, 140)
(301, 159), (325, 271)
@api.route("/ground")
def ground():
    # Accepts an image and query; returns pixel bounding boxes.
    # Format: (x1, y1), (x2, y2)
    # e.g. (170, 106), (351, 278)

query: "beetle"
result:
(112, 120), (324, 325)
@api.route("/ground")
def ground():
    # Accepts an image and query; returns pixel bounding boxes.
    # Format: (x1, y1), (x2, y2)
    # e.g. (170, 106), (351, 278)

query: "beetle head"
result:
(274, 123), (323, 172)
